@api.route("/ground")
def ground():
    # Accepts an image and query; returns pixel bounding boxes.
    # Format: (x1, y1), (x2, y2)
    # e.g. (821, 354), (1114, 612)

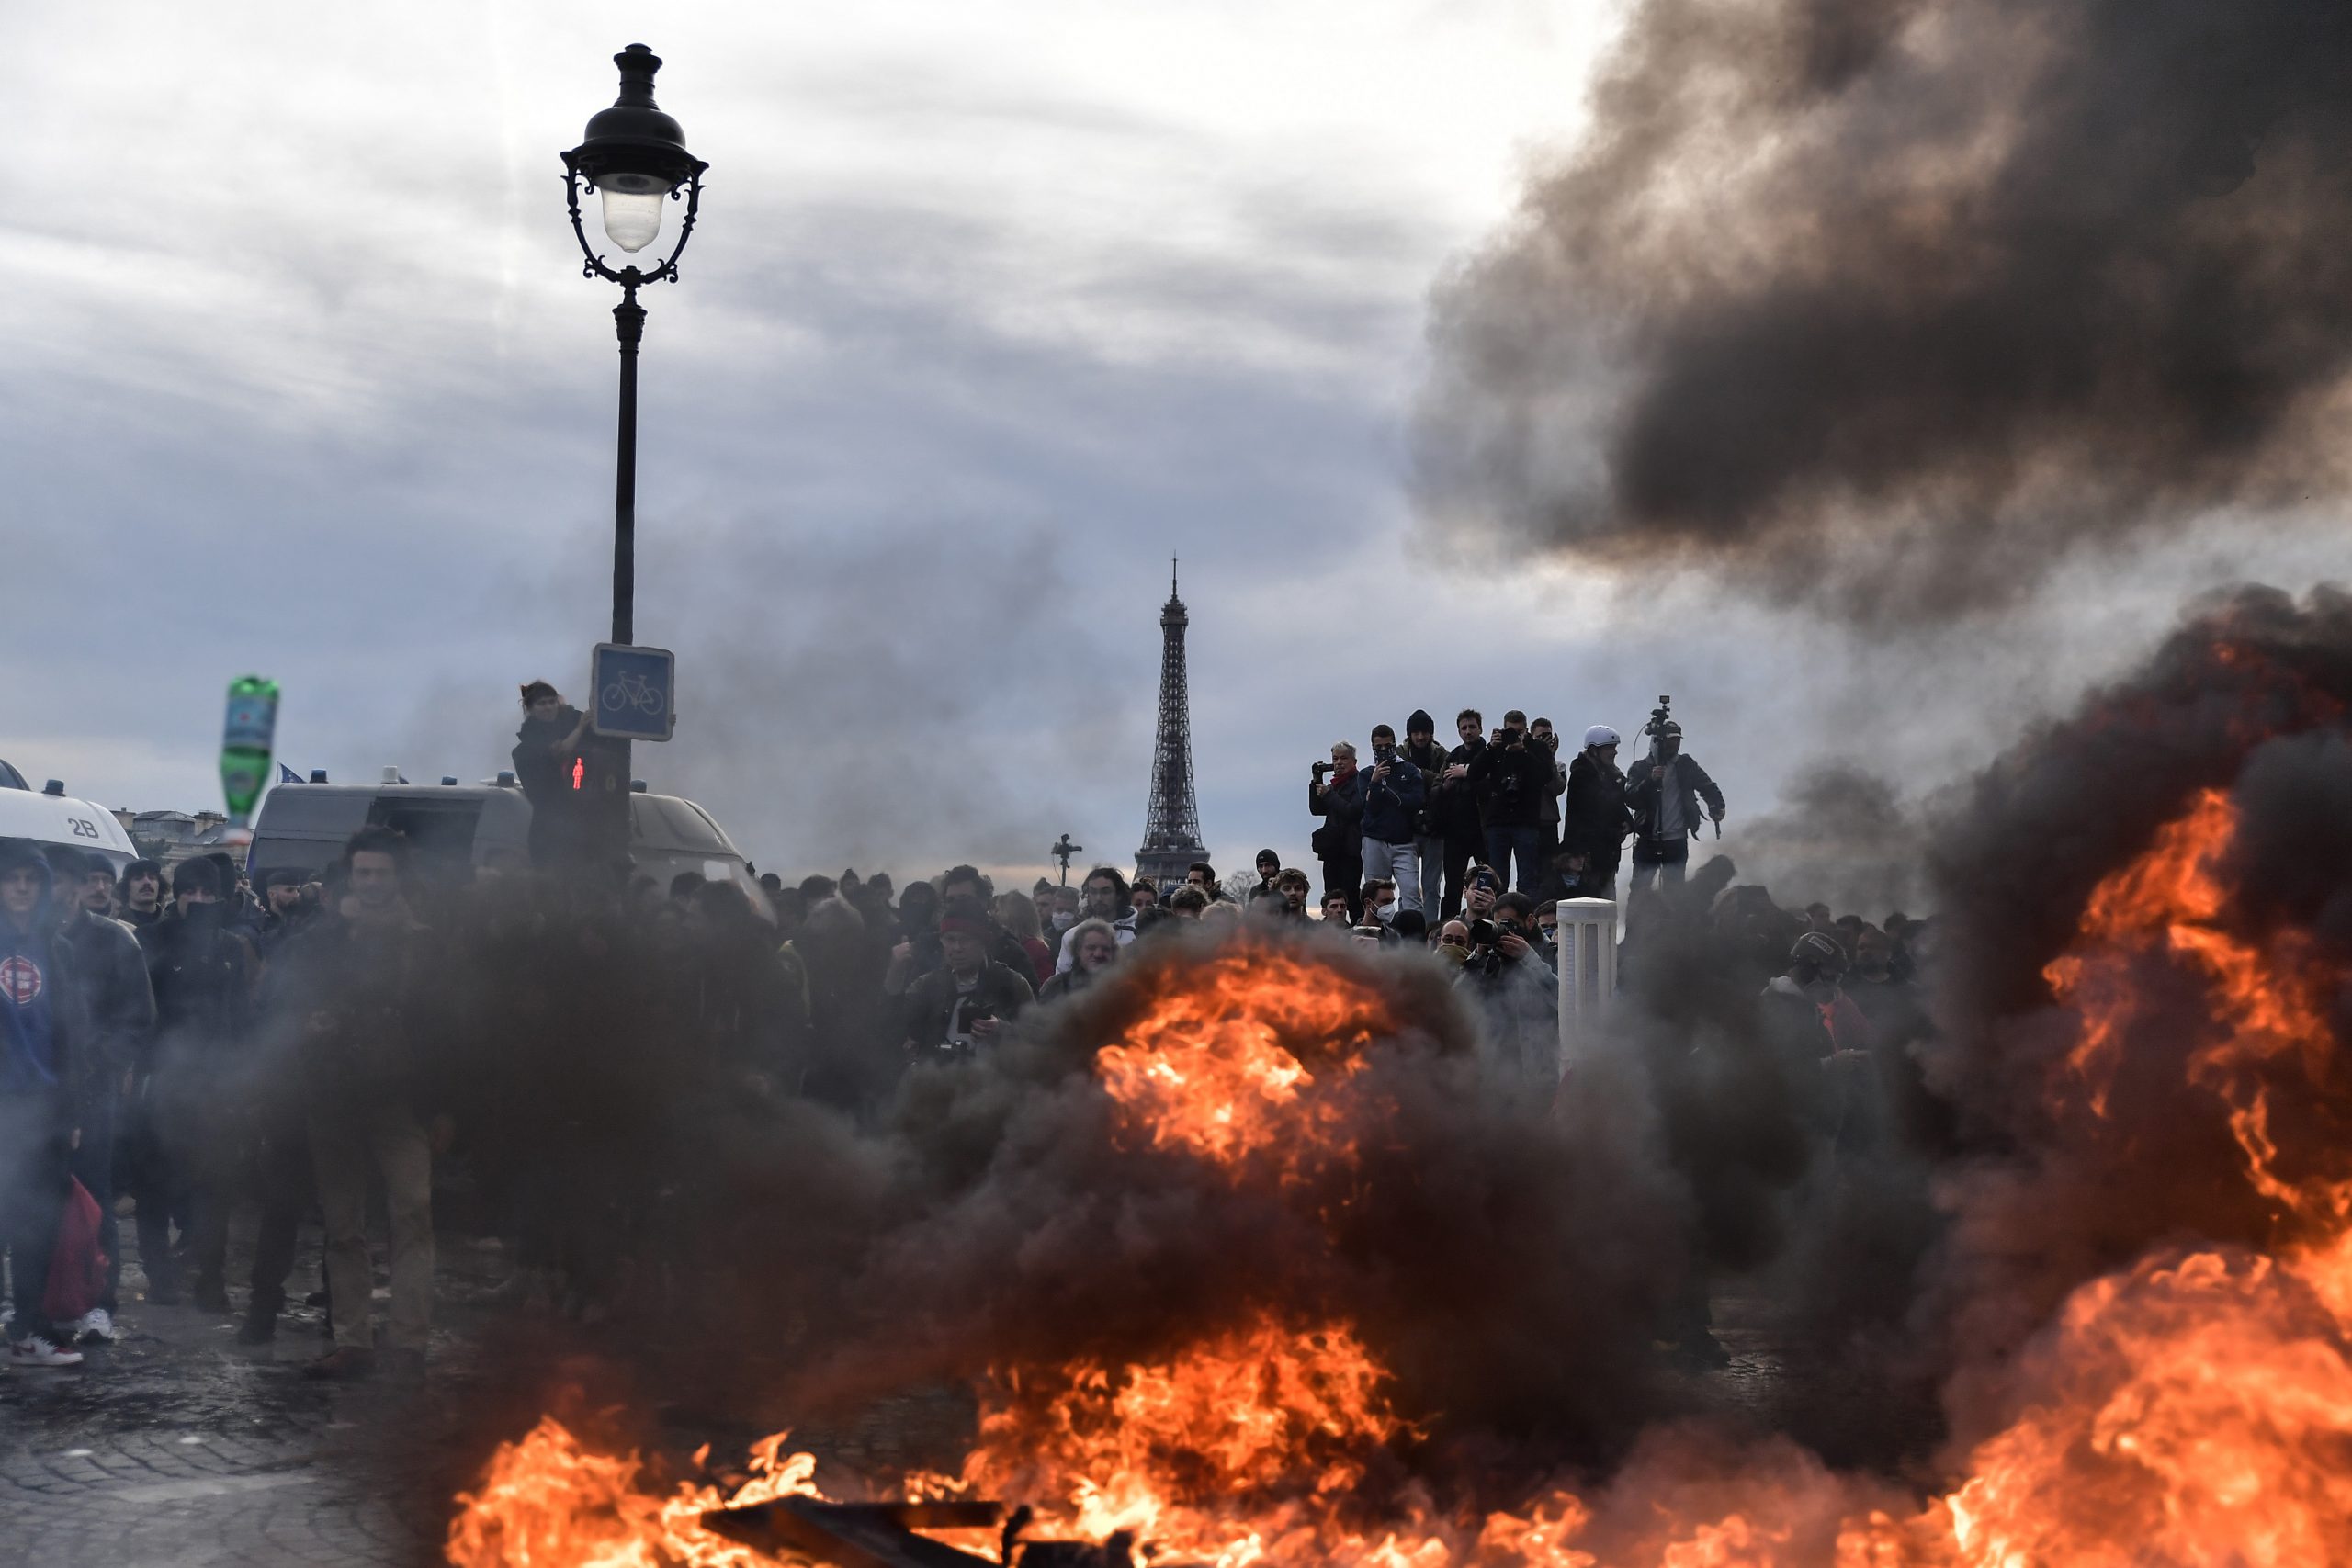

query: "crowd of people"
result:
(0, 694), (1928, 1380)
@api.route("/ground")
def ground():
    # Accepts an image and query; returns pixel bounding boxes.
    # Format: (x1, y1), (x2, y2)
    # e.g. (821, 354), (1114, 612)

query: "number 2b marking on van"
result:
(69, 818), (100, 839)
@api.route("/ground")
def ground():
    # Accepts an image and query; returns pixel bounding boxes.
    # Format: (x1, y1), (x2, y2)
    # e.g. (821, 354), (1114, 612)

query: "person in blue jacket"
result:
(0, 839), (87, 1367)
(1357, 724), (1430, 916)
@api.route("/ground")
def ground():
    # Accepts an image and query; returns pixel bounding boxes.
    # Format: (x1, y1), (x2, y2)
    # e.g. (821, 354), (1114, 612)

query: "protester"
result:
(1563, 725), (1632, 898)
(1037, 919), (1122, 1003)
(1183, 863), (1225, 904)
(0, 840), (88, 1366)
(992, 890), (1056, 985)
(1131, 881), (1160, 914)
(277, 828), (444, 1380)
(1358, 724), (1428, 915)
(1397, 711), (1452, 919)
(511, 682), (604, 870)
(47, 846), (154, 1344)
(117, 859), (166, 932)
(1309, 740), (1365, 922)
(1624, 719), (1727, 891)
(1271, 867), (1314, 921)
(1055, 868), (1138, 973)
(1168, 886), (1210, 919)
(136, 856), (260, 1312)
(901, 897), (1035, 1061)
(1453, 889), (1559, 1090)
(1469, 711), (1554, 895)
(1530, 718), (1568, 889)
(1247, 850), (1283, 904)
(1430, 710), (1488, 919)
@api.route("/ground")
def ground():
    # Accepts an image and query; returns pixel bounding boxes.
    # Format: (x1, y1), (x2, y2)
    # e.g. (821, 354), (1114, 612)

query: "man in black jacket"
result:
(140, 856), (260, 1312)
(1562, 725), (1632, 898)
(49, 847), (155, 1341)
(1624, 719), (1727, 892)
(1429, 710), (1488, 920)
(1308, 741), (1366, 922)
(1469, 711), (1556, 896)
(901, 897), (1035, 1061)
(0, 839), (88, 1365)
(1400, 711), (1452, 917)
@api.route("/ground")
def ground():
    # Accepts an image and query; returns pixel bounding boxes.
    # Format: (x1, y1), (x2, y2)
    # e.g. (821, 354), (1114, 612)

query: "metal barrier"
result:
(1556, 897), (1617, 1069)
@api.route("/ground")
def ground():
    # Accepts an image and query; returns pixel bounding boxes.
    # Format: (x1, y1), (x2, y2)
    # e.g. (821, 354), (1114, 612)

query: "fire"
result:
(454, 797), (2352, 1567)
(1092, 942), (1396, 1170)
(446, 1417), (824, 1568)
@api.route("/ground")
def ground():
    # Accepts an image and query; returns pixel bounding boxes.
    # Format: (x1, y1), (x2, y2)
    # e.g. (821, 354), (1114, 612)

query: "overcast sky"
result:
(7, 1), (2340, 890)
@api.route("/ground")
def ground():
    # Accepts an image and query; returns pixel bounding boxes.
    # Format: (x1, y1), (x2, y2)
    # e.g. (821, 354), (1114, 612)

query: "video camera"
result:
(1644, 694), (1673, 744)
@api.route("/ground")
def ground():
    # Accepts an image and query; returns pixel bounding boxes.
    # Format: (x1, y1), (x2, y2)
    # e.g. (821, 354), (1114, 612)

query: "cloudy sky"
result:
(7, 0), (2339, 889)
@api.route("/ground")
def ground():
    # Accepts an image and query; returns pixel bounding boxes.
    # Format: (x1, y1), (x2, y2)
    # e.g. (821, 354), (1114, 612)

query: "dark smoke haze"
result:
(1416, 0), (2352, 622)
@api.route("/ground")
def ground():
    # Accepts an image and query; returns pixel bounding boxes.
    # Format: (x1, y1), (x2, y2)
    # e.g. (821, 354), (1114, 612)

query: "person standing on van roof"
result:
(0, 839), (89, 1365)
(514, 681), (597, 871)
(46, 847), (155, 1345)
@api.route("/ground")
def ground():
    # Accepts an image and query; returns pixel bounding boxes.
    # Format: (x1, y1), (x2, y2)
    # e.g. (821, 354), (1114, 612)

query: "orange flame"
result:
(455, 813), (2352, 1568)
(1093, 942), (1396, 1172)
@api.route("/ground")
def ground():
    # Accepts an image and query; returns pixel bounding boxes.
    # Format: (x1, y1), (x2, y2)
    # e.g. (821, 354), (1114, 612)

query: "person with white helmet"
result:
(1624, 718), (1727, 892)
(1560, 725), (1633, 898)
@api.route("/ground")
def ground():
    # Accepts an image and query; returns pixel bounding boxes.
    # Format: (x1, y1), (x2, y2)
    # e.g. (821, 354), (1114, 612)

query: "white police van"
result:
(0, 770), (141, 874)
(245, 771), (768, 911)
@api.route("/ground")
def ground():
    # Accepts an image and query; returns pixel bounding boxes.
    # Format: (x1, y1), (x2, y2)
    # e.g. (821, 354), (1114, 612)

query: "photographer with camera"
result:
(901, 897), (1035, 1064)
(1308, 741), (1367, 923)
(1468, 710), (1555, 895)
(1400, 711), (1452, 916)
(1624, 705), (1726, 893)
(1356, 724), (1428, 915)
(1430, 710), (1488, 919)
(1451, 890), (1559, 1090)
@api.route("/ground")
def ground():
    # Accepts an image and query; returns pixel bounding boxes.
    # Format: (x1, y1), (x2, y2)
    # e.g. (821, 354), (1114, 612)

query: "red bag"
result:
(41, 1177), (108, 1324)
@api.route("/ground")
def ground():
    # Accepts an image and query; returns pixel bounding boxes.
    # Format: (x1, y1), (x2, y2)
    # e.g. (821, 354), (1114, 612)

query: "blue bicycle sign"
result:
(590, 643), (676, 741)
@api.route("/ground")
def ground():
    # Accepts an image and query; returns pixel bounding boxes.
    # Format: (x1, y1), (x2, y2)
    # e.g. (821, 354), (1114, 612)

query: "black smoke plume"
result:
(1415, 0), (2352, 621)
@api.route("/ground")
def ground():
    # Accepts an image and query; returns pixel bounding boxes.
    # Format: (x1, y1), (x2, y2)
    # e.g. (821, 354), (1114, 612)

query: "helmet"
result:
(1790, 931), (1848, 973)
(1582, 725), (1621, 749)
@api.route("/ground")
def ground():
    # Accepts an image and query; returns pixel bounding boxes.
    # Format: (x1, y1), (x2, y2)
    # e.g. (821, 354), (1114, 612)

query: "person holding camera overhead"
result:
(1624, 710), (1727, 892)
(1468, 710), (1555, 895)
(1307, 741), (1366, 923)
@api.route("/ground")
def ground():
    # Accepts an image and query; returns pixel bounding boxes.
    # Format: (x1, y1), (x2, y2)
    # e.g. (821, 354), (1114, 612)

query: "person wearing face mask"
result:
(1625, 720), (1726, 893)
(1563, 726), (1633, 899)
(1308, 742), (1366, 924)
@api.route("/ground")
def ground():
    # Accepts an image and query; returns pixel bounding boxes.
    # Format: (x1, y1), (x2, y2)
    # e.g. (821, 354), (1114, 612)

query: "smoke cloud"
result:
(1414, 0), (2352, 622)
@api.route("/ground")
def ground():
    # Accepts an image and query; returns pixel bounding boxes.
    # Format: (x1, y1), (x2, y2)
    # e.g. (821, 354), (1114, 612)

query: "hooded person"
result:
(0, 839), (88, 1365)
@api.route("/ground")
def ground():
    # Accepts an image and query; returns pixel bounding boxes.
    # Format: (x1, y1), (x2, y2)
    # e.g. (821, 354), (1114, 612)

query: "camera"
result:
(1644, 694), (1673, 740)
(1312, 761), (1330, 775)
(1466, 918), (1500, 950)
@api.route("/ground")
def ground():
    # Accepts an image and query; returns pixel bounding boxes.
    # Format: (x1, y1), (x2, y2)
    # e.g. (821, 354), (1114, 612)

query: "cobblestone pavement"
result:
(1, 1224), (525, 1568)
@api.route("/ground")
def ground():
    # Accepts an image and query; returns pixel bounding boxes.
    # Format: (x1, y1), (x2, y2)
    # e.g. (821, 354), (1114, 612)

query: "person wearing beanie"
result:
(1400, 710), (1451, 917)
(0, 839), (88, 1365)
(899, 896), (1035, 1061)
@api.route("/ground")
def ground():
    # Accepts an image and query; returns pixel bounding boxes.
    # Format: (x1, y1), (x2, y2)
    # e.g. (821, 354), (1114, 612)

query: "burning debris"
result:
(445, 585), (2352, 1566)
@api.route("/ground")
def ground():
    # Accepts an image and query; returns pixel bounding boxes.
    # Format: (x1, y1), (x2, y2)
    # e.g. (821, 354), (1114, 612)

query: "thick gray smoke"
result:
(1415, 0), (2352, 623)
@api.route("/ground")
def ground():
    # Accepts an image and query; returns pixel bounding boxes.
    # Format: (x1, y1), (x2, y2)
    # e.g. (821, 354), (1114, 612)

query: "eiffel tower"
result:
(1135, 558), (1209, 892)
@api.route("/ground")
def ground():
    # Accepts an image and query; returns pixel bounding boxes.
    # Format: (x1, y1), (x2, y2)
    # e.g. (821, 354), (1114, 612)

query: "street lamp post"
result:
(560, 44), (706, 843)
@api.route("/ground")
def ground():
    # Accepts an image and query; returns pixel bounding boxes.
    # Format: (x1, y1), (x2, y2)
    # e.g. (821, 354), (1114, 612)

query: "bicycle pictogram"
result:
(602, 670), (665, 715)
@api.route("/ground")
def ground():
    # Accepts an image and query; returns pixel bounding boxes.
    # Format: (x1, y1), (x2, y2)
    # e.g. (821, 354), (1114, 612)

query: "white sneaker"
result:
(11, 1336), (85, 1368)
(74, 1308), (118, 1345)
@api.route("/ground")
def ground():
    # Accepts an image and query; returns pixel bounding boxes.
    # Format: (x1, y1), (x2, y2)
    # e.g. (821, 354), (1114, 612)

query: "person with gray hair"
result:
(1038, 918), (1122, 1003)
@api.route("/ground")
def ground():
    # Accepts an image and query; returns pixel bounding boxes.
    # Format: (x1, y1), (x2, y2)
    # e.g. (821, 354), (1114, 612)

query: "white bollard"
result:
(1556, 897), (1618, 1071)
